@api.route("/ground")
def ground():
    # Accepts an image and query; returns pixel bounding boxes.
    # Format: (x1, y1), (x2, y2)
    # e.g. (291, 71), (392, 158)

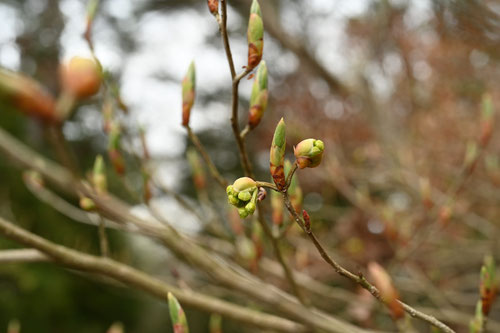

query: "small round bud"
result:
(294, 138), (325, 169)
(60, 56), (101, 99)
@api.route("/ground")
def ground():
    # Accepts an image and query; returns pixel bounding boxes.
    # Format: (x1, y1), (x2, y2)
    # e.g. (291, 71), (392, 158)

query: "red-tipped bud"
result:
(302, 209), (311, 231)
(207, 0), (218, 15)
(167, 292), (189, 333)
(270, 118), (286, 190)
(0, 69), (57, 122)
(60, 56), (102, 99)
(479, 255), (497, 315)
(248, 61), (268, 129)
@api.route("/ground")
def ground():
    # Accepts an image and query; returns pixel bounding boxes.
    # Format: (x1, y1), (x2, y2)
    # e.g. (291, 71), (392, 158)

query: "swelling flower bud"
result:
(226, 177), (258, 218)
(270, 118), (286, 190)
(0, 69), (57, 122)
(294, 138), (324, 169)
(248, 61), (268, 129)
(247, 0), (263, 70)
(182, 61), (196, 127)
(60, 56), (101, 99)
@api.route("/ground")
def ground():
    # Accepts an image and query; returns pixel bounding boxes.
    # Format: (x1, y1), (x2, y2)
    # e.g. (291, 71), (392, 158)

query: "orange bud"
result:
(0, 69), (57, 122)
(60, 56), (101, 99)
(368, 262), (404, 320)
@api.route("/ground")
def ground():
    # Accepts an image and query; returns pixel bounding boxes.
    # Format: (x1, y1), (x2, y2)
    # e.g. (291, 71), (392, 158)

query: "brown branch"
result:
(282, 193), (456, 333)
(0, 216), (307, 333)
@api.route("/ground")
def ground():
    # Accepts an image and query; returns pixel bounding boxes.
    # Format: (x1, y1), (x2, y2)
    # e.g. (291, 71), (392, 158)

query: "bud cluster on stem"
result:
(226, 177), (258, 218)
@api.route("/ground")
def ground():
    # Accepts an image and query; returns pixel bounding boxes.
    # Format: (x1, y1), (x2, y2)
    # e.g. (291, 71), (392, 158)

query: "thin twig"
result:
(281, 192), (456, 333)
(98, 215), (109, 257)
(186, 126), (228, 188)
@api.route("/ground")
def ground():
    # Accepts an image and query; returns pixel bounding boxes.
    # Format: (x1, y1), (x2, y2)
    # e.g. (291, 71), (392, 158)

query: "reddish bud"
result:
(207, 0), (218, 15)
(368, 262), (404, 320)
(302, 209), (311, 231)
(60, 56), (101, 99)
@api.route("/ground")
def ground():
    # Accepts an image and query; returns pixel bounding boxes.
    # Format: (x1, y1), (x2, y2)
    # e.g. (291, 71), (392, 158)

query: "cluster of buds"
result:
(270, 118), (286, 190)
(247, 0), (264, 70)
(0, 68), (57, 122)
(368, 262), (404, 320)
(248, 61), (268, 129)
(294, 138), (325, 169)
(182, 61), (196, 127)
(108, 122), (126, 175)
(187, 148), (206, 190)
(167, 292), (189, 333)
(479, 255), (497, 315)
(59, 56), (102, 100)
(226, 177), (258, 218)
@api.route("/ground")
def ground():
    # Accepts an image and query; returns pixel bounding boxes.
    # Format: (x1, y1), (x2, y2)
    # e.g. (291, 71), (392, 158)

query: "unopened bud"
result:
(79, 197), (96, 211)
(247, 0), (264, 70)
(294, 138), (324, 169)
(480, 255), (497, 315)
(182, 61), (196, 127)
(60, 56), (101, 99)
(227, 177), (258, 218)
(167, 292), (189, 333)
(187, 148), (206, 190)
(302, 209), (311, 231)
(0, 69), (57, 122)
(270, 118), (286, 190)
(368, 262), (404, 320)
(93, 155), (107, 194)
(207, 0), (218, 15)
(248, 61), (268, 129)
(469, 300), (484, 333)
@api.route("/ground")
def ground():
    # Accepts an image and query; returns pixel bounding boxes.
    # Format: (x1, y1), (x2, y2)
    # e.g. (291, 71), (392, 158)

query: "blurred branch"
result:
(0, 249), (49, 263)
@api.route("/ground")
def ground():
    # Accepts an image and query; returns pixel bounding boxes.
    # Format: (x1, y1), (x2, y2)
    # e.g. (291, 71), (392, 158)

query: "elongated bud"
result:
(106, 322), (124, 333)
(480, 94), (494, 147)
(209, 314), (222, 333)
(108, 122), (125, 175)
(294, 138), (324, 169)
(368, 262), (404, 320)
(469, 300), (484, 333)
(247, 0), (263, 70)
(168, 292), (189, 333)
(480, 255), (497, 315)
(187, 148), (206, 190)
(182, 61), (196, 127)
(271, 189), (283, 226)
(93, 155), (107, 194)
(270, 118), (286, 190)
(207, 0), (218, 15)
(142, 169), (152, 203)
(79, 197), (96, 211)
(226, 177), (258, 218)
(60, 56), (101, 99)
(248, 61), (268, 129)
(302, 209), (311, 231)
(285, 160), (302, 212)
(0, 69), (57, 122)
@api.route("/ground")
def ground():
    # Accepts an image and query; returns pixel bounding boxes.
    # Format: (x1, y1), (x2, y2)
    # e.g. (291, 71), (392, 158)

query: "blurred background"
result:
(0, 0), (499, 332)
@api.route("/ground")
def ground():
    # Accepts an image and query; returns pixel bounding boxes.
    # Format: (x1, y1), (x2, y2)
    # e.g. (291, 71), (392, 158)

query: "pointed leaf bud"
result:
(248, 61), (268, 129)
(226, 177), (258, 218)
(479, 255), (497, 315)
(60, 56), (102, 99)
(93, 155), (107, 194)
(294, 138), (324, 169)
(187, 148), (206, 190)
(270, 118), (286, 190)
(480, 94), (494, 147)
(207, 0), (218, 16)
(247, 0), (263, 70)
(368, 262), (404, 320)
(0, 69), (57, 122)
(182, 61), (196, 127)
(469, 300), (484, 333)
(167, 292), (189, 333)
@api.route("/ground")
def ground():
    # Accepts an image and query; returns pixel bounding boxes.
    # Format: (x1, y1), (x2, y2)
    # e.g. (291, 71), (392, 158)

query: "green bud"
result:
(248, 61), (268, 129)
(182, 61), (196, 127)
(93, 155), (107, 194)
(469, 300), (484, 333)
(238, 190), (252, 201)
(168, 292), (189, 333)
(294, 138), (325, 169)
(233, 177), (257, 192)
(270, 118), (286, 190)
(227, 177), (258, 219)
(79, 197), (96, 211)
(247, 0), (263, 70)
